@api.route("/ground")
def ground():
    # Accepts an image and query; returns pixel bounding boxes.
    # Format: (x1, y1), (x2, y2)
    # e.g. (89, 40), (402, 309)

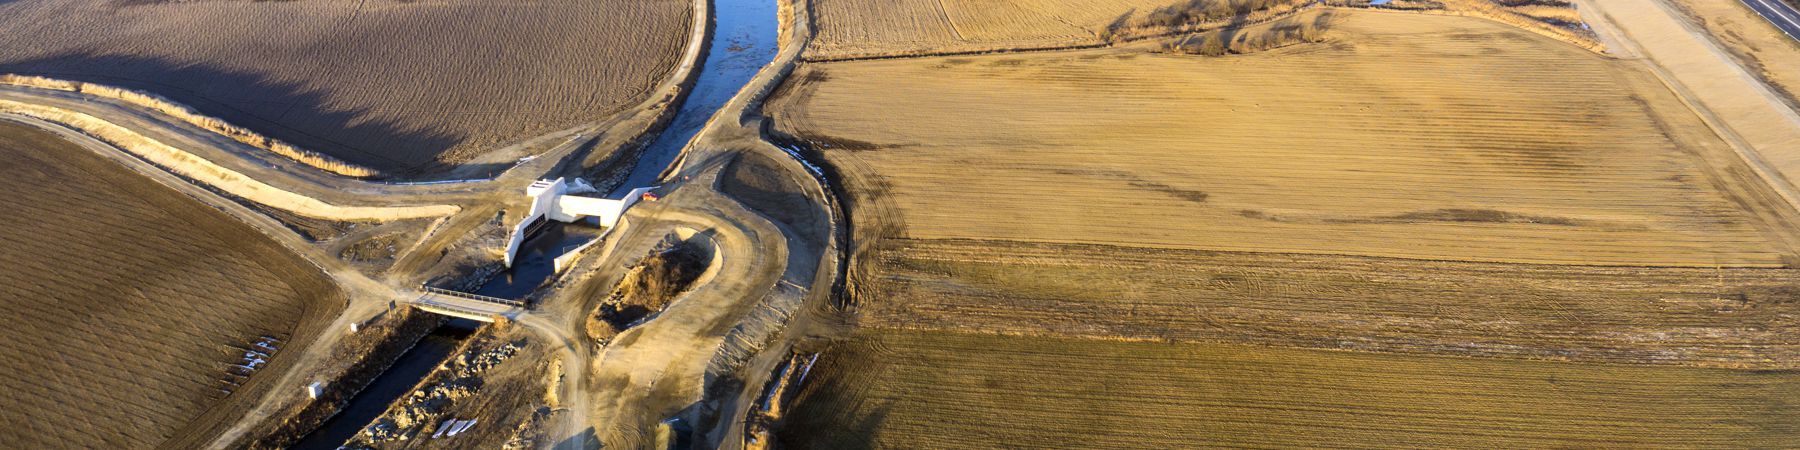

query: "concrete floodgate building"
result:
(506, 177), (656, 268)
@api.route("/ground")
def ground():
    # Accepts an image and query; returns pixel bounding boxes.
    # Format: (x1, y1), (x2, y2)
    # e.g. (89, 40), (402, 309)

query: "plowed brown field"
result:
(0, 121), (341, 449)
(781, 330), (1800, 449)
(0, 0), (690, 175)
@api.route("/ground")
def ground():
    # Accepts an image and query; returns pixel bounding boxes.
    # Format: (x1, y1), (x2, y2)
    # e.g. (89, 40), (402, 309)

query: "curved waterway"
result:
(289, 2), (782, 447)
(479, 0), (780, 298)
(614, 0), (781, 194)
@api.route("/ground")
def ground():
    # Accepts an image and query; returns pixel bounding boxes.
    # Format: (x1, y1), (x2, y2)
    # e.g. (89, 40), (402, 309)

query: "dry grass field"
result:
(806, 0), (1314, 59)
(0, 0), (690, 175)
(773, 11), (1800, 267)
(767, 7), (1800, 446)
(804, 0), (1595, 59)
(780, 330), (1800, 449)
(860, 239), (1800, 367)
(0, 121), (341, 449)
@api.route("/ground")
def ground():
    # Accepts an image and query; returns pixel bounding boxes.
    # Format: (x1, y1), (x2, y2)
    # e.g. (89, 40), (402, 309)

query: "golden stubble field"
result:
(781, 330), (1800, 449)
(766, 7), (1800, 447)
(774, 11), (1800, 268)
(0, 0), (690, 175)
(0, 122), (341, 448)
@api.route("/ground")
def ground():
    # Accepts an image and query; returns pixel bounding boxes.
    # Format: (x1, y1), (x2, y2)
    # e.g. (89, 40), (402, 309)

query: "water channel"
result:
(291, 319), (480, 450)
(289, 0), (780, 447)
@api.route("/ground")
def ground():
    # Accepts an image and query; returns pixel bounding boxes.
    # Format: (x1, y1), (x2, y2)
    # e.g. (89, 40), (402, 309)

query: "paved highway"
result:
(1743, 0), (1800, 41)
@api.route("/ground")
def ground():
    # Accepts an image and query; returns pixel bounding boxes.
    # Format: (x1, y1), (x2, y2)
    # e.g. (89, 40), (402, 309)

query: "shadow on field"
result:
(0, 52), (461, 175)
(775, 399), (892, 450)
(555, 427), (600, 450)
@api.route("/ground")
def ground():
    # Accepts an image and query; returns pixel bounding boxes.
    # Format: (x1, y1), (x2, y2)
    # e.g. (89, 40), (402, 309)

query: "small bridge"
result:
(409, 286), (526, 323)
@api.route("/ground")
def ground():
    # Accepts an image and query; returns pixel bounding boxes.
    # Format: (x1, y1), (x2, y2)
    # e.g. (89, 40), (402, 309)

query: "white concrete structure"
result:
(504, 178), (655, 267)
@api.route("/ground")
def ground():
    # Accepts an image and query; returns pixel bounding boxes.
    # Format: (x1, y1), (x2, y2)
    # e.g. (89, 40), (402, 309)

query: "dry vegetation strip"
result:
(0, 0), (690, 174)
(771, 11), (1800, 267)
(804, 0), (1596, 59)
(0, 100), (460, 220)
(806, 0), (1316, 59)
(781, 330), (1800, 449)
(2, 74), (376, 177)
(0, 121), (341, 449)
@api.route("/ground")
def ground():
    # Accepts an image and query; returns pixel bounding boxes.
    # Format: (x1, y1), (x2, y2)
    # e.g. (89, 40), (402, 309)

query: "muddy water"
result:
(614, 0), (780, 194)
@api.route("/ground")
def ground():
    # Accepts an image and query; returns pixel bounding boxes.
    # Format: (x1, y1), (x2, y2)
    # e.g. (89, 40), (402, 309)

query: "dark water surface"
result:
(291, 319), (479, 450)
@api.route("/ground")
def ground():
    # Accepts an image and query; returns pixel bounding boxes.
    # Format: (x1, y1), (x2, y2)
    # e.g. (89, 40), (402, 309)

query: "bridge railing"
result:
(410, 302), (500, 323)
(420, 286), (527, 308)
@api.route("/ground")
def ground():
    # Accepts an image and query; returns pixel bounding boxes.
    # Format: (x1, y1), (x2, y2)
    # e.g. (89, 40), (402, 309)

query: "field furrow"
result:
(0, 122), (340, 449)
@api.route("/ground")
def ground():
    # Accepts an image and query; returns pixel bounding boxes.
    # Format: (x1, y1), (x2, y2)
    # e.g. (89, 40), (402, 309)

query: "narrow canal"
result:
(614, 0), (781, 194)
(291, 319), (480, 450)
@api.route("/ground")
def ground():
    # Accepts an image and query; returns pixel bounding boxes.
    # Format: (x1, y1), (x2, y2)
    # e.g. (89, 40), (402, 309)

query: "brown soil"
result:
(0, 0), (691, 175)
(0, 121), (342, 449)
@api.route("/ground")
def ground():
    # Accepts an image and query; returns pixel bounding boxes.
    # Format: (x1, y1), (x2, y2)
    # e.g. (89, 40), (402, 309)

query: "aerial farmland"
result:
(1, 0), (1799, 448)
(764, 0), (1800, 447)
(0, 120), (341, 448)
(0, 0), (690, 176)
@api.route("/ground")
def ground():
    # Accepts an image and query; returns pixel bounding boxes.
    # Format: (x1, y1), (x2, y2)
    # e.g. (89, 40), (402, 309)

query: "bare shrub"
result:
(1, 74), (379, 178)
(1324, 0), (1601, 51)
(1166, 10), (1333, 56)
(1146, 0), (1285, 29)
(584, 315), (622, 341)
(583, 241), (708, 341)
